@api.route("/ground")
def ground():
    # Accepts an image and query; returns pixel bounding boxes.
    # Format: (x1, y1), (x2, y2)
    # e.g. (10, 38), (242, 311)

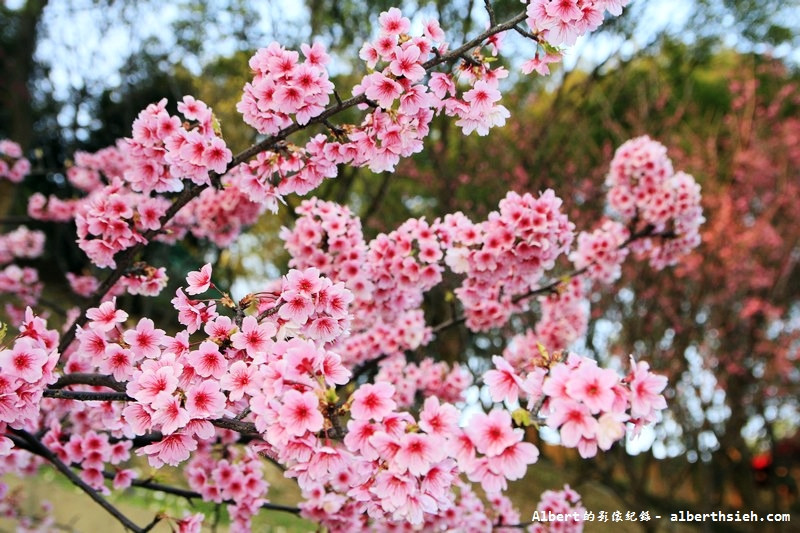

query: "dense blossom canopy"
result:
(0, 2), (710, 532)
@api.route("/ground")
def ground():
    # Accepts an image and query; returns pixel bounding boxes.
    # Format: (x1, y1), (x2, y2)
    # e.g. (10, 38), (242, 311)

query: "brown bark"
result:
(0, 1), (49, 149)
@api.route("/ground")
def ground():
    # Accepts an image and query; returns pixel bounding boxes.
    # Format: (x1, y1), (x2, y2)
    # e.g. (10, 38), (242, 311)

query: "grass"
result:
(1, 454), (706, 532)
(1, 461), (315, 532)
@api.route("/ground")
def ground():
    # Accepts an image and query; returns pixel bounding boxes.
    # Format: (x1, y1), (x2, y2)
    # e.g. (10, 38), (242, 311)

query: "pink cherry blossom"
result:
(350, 382), (397, 421)
(418, 396), (459, 438)
(152, 394), (191, 434)
(138, 433), (197, 467)
(187, 340), (227, 379)
(564, 362), (618, 414)
(185, 380), (226, 420)
(465, 410), (519, 457)
(186, 263), (212, 295)
(484, 355), (524, 404)
(279, 390), (324, 436)
(378, 7), (410, 36)
(0, 338), (48, 383)
(393, 433), (445, 476)
(221, 361), (262, 401)
(547, 398), (598, 448)
(122, 317), (165, 359)
(627, 359), (668, 419)
(128, 365), (179, 404)
(231, 316), (276, 357)
(86, 299), (128, 332)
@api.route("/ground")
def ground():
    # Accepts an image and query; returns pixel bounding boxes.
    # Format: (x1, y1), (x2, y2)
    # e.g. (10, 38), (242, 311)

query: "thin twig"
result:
(256, 301), (284, 321)
(513, 25), (541, 42)
(323, 119), (345, 137)
(140, 515), (164, 533)
(484, 0), (497, 27)
(459, 53), (482, 68)
(115, 474), (302, 515)
(493, 520), (535, 529)
(210, 417), (258, 434)
(361, 172), (393, 224)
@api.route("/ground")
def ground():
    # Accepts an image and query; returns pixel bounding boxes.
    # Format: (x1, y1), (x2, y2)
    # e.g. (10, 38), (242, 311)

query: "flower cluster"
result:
(124, 96), (232, 193)
(280, 199), (438, 366)
(569, 220), (630, 284)
(234, 7), (519, 208)
(0, 243), (44, 319)
(30, 139), (264, 268)
(0, 226), (45, 265)
(531, 277), (588, 353)
(528, 485), (586, 533)
(186, 175), (266, 247)
(526, 0), (629, 47)
(0, 488), (56, 533)
(367, 217), (445, 318)
(447, 190), (575, 331)
(291, 391), (538, 529)
(26, 146), (127, 224)
(43, 425), (136, 493)
(273, 267), (354, 343)
(186, 445), (270, 532)
(68, 145), (127, 192)
(339, 309), (431, 367)
(374, 354), (472, 407)
(484, 350), (668, 458)
(74, 179), (162, 268)
(0, 139), (31, 183)
(606, 136), (704, 268)
(0, 309), (60, 454)
(461, 409), (541, 493)
(356, 7), (510, 141)
(238, 42), (333, 134)
(281, 199), (369, 320)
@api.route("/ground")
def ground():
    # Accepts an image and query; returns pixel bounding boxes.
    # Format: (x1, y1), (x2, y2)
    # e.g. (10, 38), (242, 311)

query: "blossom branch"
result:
(431, 224), (665, 334)
(57, 7), (531, 354)
(44, 384), (260, 434)
(9, 429), (150, 533)
(114, 474), (301, 515)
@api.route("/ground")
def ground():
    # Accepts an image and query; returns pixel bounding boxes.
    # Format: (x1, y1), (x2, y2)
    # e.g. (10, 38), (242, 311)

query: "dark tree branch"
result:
(256, 301), (284, 321)
(0, 216), (36, 225)
(43, 389), (131, 402)
(513, 24), (540, 42)
(350, 354), (389, 383)
(51, 373), (128, 392)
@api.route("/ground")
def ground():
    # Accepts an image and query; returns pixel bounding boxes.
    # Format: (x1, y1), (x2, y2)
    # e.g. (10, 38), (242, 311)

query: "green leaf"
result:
(512, 407), (532, 427)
